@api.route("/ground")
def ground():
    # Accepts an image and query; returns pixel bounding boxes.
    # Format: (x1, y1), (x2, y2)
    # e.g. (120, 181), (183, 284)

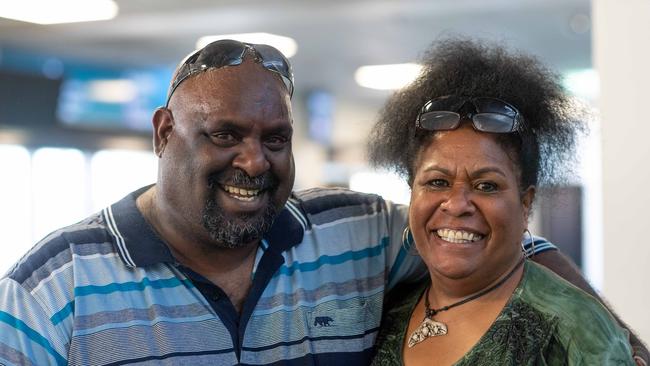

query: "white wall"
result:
(593, 0), (650, 343)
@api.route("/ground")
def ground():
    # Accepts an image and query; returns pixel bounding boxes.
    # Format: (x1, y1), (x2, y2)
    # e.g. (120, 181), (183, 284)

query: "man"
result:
(0, 40), (645, 365)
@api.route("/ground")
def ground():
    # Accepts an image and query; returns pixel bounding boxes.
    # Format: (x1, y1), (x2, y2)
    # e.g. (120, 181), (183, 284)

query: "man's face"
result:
(156, 59), (295, 249)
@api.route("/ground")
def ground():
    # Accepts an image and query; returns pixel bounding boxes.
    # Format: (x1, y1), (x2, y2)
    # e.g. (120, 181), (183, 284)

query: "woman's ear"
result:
(521, 185), (536, 224)
(152, 108), (175, 157)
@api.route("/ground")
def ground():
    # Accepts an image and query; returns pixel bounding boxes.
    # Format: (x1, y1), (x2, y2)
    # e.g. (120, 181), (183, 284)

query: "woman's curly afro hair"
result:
(367, 37), (587, 191)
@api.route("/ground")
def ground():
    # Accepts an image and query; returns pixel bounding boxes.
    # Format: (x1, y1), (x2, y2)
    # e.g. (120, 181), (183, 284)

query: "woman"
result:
(368, 38), (635, 365)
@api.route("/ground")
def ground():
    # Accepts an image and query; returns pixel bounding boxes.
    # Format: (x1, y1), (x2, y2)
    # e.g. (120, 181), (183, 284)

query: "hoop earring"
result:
(402, 226), (418, 256)
(524, 228), (536, 257)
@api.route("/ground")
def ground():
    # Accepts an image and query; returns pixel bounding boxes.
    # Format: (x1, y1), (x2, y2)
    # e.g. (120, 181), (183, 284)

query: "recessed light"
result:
(0, 0), (118, 25)
(354, 63), (422, 90)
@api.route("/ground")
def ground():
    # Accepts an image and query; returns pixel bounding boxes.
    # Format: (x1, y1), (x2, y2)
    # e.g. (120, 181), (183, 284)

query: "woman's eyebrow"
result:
(470, 166), (507, 179)
(421, 165), (452, 175)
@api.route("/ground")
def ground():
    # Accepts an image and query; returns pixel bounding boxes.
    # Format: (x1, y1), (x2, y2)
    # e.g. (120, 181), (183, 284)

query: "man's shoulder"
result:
(290, 187), (398, 226)
(293, 187), (383, 205)
(293, 186), (388, 213)
(4, 211), (114, 286)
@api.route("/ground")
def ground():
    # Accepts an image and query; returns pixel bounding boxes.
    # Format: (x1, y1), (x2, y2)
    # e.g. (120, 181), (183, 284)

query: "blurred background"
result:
(0, 0), (647, 341)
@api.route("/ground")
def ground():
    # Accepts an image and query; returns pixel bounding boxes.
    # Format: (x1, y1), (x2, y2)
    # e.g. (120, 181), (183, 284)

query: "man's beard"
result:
(202, 170), (281, 249)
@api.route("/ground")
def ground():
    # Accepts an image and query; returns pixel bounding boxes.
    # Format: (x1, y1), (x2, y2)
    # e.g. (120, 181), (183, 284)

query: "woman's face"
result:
(409, 124), (534, 284)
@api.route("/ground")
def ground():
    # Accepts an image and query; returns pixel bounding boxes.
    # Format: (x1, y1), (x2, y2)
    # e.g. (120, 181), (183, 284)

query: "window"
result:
(0, 145), (157, 274)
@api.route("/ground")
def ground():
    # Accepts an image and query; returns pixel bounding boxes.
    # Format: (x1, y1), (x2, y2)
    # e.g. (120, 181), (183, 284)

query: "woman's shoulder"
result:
(521, 261), (615, 322)
(521, 261), (634, 364)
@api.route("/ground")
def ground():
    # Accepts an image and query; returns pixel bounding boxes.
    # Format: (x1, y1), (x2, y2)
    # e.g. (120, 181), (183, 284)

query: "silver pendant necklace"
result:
(407, 258), (525, 348)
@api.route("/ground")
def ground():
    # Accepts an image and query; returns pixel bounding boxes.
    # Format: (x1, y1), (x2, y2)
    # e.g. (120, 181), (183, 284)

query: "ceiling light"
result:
(355, 63), (422, 90)
(196, 33), (298, 58)
(0, 0), (118, 25)
(88, 79), (137, 104)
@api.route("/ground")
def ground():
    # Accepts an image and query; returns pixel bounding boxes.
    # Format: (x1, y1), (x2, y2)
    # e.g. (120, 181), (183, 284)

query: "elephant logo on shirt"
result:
(313, 316), (334, 327)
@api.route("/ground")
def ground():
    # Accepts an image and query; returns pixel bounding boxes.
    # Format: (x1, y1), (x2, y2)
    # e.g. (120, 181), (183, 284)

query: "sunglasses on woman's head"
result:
(416, 95), (524, 133)
(165, 39), (294, 108)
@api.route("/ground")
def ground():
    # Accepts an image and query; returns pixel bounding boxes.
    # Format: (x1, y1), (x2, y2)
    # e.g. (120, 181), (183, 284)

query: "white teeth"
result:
(436, 229), (484, 243)
(222, 185), (260, 199)
(235, 196), (255, 202)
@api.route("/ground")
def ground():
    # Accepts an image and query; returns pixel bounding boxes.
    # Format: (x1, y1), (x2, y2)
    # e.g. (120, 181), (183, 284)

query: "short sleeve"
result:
(0, 277), (68, 366)
(522, 234), (557, 257)
(564, 324), (635, 365)
(382, 200), (427, 291)
(528, 264), (636, 365)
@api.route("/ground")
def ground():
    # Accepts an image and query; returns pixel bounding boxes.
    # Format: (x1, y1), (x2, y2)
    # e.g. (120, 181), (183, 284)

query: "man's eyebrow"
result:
(203, 119), (293, 135)
(200, 115), (247, 126)
(269, 123), (293, 134)
(210, 120), (241, 130)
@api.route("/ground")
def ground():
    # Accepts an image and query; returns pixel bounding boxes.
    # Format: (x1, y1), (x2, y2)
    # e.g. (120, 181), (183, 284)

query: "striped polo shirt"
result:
(0, 186), (554, 365)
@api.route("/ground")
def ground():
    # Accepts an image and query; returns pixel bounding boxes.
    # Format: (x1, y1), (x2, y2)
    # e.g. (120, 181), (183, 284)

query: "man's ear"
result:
(521, 185), (536, 225)
(152, 108), (174, 157)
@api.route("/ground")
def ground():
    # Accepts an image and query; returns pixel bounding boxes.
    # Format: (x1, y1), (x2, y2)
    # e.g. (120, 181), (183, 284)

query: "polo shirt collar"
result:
(103, 185), (307, 268)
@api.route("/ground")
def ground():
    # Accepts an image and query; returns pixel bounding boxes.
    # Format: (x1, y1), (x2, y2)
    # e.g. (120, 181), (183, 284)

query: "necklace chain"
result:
(424, 257), (525, 319)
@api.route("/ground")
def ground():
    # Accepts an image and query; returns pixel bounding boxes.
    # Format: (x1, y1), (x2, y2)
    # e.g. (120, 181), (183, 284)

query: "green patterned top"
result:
(372, 261), (634, 365)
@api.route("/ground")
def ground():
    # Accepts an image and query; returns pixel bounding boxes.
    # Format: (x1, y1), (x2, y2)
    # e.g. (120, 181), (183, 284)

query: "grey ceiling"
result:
(0, 0), (591, 103)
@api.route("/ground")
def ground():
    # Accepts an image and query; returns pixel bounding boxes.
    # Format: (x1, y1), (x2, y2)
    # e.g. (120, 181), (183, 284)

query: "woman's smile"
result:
(434, 228), (485, 244)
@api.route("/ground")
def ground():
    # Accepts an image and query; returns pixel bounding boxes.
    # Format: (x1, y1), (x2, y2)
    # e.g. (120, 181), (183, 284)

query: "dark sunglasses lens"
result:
(254, 45), (291, 73)
(473, 98), (517, 116)
(170, 54), (198, 89)
(253, 44), (294, 95)
(472, 98), (518, 132)
(472, 113), (516, 132)
(419, 111), (461, 131)
(197, 40), (247, 67)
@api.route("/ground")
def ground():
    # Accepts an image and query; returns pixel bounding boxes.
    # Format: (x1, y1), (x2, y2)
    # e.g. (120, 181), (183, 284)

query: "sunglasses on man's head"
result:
(416, 96), (524, 133)
(165, 39), (294, 108)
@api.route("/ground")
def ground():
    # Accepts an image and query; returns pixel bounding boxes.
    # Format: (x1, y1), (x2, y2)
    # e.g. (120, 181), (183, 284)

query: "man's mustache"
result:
(207, 169), (278, 191)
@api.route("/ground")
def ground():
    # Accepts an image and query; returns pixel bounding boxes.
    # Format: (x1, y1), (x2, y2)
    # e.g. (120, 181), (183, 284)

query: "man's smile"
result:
(221, 184), (262, 202)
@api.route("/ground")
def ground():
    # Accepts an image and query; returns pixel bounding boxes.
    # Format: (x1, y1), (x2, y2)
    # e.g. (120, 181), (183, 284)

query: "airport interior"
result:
(0, 0), (648, 349)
